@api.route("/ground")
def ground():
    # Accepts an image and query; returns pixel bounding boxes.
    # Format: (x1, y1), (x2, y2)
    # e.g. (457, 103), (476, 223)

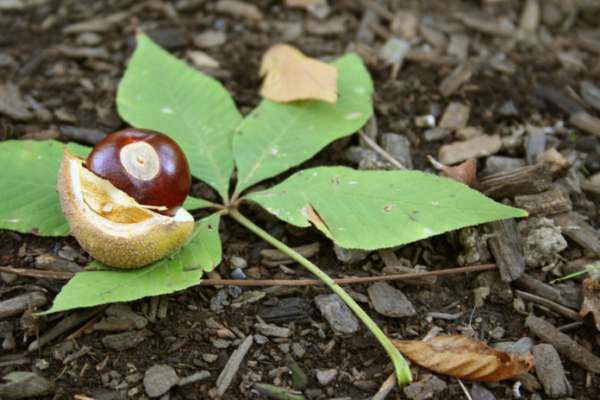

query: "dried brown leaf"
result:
(391, 335), (535, 381)
(580, 278), (600, 329)
(259, 43), (338, 103)
(428, 156), (477, 188)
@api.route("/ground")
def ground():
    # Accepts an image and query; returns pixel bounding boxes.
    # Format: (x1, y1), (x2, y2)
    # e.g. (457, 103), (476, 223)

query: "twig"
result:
(373, 372), (398, 400)
(457, 378), (473, 400)
(357, 130), (408, 170)
(515, 290), (587, 323)
(66, 313), (102, 341)
(200, 264), (497, 286)
(0, 266), (75, 280)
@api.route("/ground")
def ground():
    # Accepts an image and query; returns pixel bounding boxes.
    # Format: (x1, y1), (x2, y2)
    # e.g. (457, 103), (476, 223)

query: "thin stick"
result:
(0, 266), (74, 280)
(199, 264), (497, 286)
(358, 130), (408, 170)
(457, 378), (473, 400)
(0, 263), (497, 286)
(66, 313), (102, 341)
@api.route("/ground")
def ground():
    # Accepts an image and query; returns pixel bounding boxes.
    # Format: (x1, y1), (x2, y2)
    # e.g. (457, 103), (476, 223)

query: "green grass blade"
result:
(117, 33), (242, 201)
(246, 167), (528, 250)
(41, 213), (222, 314)
(233, 53), (373, 195)
(0, 140), (90, 236)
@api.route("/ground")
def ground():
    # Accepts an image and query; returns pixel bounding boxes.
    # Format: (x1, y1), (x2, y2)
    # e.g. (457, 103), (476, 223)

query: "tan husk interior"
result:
(57, 149), (194, 269)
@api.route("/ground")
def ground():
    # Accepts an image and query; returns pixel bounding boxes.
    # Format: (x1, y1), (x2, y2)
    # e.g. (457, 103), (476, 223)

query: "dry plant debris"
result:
(391, 335), (535, 382)
(259, 43), (339, 103)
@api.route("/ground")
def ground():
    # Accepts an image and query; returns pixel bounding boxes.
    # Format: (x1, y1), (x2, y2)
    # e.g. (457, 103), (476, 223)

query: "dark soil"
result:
(2, 1), (600, 399)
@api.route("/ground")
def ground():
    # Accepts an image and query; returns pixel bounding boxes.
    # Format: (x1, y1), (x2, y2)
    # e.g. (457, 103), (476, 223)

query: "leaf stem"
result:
(228, 208), (412, 387)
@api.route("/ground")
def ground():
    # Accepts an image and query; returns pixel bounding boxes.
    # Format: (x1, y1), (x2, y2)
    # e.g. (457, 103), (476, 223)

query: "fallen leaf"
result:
(580, 278), (600, 330)
(259, 43), (339, 103)
(428, 156), (477, 188)
(391, 335), (535, 381)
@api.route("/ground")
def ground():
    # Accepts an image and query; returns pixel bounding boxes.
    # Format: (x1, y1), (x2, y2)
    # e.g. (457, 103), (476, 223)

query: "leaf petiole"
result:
(228, 208), (412, 388)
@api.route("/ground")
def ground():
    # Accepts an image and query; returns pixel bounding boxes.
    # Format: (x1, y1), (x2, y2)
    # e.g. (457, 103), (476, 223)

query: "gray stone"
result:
(230, 268), (246, 280)
(484, 156), (527, 176)
(367, 282), (416, 318)
(230, 256), (247, 270)
(76, 32), (103, 46)
(423, 128), (450, 142)
(254, 333), (269, 344)
(0, 52), (15, 67)
(439, 102), (470, 131)
(0, 372), (54, 399)
(105, 303), (148, 329)
(498, 100), (519, 116)
(404, 375), (446, 400)
(214, 0), (263, 20)
(144, 364), (179, 398)
(381, 133), (413, 169)
(146, 28), (189, 50)
(0, 291), (47, 319)
(314, 294), (359, 337)
(316, 369), (338, 386)
(193, 30), (227, 49)
(0, 83), (33, 121)
(532, 344), (572, 398)
(1, 272), (17, 284)
(333, 243), (369, 264)
(227, 285), (242, 299)
(210, 289), (228, 312)
(2, 332), (16, 350)
(102, 331), (145, 351)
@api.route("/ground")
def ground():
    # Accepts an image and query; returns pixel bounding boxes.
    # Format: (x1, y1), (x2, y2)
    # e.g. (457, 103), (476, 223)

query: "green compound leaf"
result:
(233, 53), (373, 195)
(0, 140), (90, 236)
(42, 212), (222, 314)
(117, 33), (242, 201)
(246, 167), (528, 250)
(183, 196), (214, 211)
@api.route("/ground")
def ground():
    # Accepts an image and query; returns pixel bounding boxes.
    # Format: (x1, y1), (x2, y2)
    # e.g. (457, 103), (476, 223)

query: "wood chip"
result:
(0, 292), (47, 319)
(439, 64), (472, 97)
(514, 190), (573, 217)
(552, 213), (600, 258)
(438, 134), (501, 165)
(216, 335), (253, 396)
(570, 111), (600, 138)
(476, 164), (552, 200)
(525, 315), (600, 373)
(485, 219), (525, 281)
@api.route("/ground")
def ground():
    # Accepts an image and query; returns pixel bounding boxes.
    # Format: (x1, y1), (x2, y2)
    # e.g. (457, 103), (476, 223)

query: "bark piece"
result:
(486, 219), (525, 281)
(216, 335), (253, 396)
(525, 314), (600, 373)
(439, 64), (472, 97)
(514, 190), (573, 217)
(476, 164), (552, 200)
(28, 305), (106, 352)
(516, 291), (584, 322)
(0, 292), (47, 319)
(531, 344), (572, 398)
(439, 102), (470, 131)
(570, 111), (600, 138)
(553, 213), (600, 257)
(438, 134), (501, 165)
(534, 86), (585, 115)
(525, 126), (545, 165)
(580, 278), (600, 329)
(519, 0), (540, 33)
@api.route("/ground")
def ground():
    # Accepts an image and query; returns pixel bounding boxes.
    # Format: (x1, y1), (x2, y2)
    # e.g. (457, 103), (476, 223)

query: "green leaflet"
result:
(0, 140), (90, 236)
(117, 34), (242, 201)
(41, 213), (222, 314)
(246, 166), (528, 250)
(233, 53), (373, 195)
(183, 196), (214, 211)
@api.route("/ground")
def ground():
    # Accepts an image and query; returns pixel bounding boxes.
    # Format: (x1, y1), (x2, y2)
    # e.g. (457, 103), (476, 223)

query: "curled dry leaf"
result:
(391, 335), (535, 381)
(259, 43), (339, 103)
(428, 156), (477, 188)
(580, 278), (600, 330)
